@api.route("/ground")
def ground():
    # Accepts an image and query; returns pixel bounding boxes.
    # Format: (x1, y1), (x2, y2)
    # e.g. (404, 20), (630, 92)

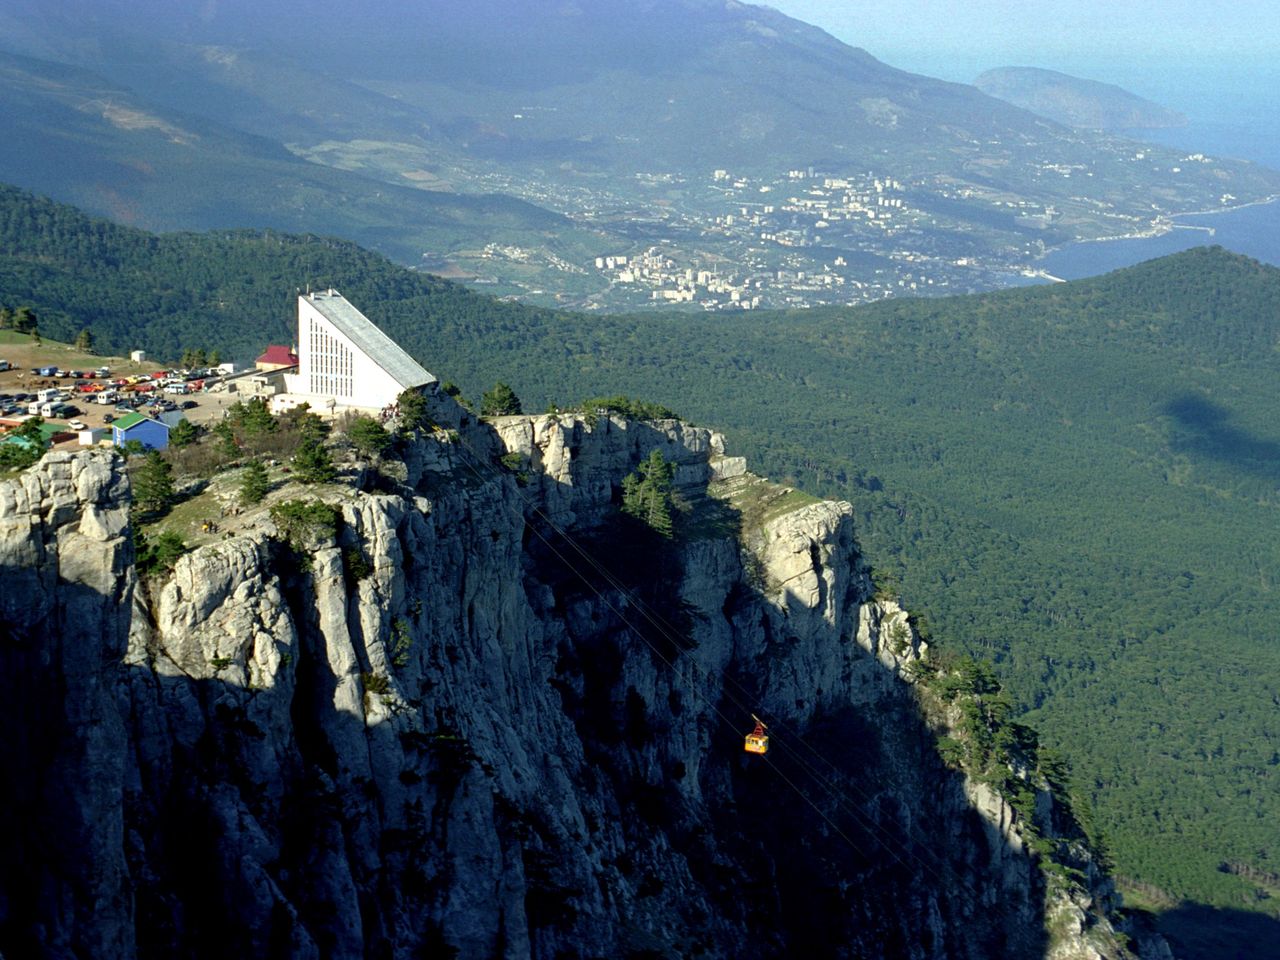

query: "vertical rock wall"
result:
(0, 420), (1152, 959)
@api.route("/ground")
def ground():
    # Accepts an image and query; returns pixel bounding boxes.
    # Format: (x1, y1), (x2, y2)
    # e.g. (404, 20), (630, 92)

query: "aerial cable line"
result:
(449, 435), (997, 904)
(442, 429), (1002, 903)
(506, 492), (887, 868)
(447, 431), (995, 899)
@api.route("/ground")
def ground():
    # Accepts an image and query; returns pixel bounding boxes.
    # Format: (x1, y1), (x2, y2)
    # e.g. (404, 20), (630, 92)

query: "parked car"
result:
(68, 419), (87, 431)
(103, 414), (115, 424)
(181, 400), (199, 410)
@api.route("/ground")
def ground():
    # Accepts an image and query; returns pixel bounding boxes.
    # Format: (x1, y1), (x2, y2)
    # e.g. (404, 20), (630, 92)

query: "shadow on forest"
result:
(1155, 902), (1280, 960)
(1162, 393), (1280, 478)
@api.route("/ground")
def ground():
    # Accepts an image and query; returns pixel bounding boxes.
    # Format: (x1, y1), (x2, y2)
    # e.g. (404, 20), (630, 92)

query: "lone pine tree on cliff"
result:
(622, 448), (676, 538)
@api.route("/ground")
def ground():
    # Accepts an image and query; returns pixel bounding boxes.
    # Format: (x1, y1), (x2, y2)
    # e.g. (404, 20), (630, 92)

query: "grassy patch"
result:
(677, 489), (741, 541)
(715, 475), (820, 536)
(139, 485), (226, 545)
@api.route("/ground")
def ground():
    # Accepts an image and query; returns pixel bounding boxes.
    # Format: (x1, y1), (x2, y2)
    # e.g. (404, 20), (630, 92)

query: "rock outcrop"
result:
(0, 412), (1159, 959)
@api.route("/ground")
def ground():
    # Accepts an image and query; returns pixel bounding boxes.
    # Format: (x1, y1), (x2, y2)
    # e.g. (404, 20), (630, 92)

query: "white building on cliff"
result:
(274, 289), (436, 415)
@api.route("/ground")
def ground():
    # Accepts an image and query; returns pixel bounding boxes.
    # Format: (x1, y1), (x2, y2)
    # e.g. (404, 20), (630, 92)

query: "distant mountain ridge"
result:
(0, 0), (1276, 309)
(974, 66), (1188, 130)
(0, 49), (602, 267)
(1, 0), (1056, 171)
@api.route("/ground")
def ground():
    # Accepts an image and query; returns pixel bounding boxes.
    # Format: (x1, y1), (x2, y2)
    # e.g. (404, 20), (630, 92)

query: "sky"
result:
(763, 0), (1279, 120)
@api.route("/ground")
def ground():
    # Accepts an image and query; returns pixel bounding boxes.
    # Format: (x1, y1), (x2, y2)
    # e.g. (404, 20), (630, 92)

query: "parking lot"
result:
(0, 341), (240, 447)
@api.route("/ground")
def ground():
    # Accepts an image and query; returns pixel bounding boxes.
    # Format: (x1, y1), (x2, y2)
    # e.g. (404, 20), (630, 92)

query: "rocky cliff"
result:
(0, 404), (1166, 959)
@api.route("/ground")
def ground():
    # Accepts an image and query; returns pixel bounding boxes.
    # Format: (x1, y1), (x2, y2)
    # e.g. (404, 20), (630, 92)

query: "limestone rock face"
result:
(0, 425), (1153, 959)
(0, 451), (135, 960)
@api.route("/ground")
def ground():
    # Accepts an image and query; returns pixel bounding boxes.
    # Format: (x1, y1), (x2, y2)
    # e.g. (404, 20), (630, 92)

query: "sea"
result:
(878, 52), (1280, 282)
(1039, 197), (1280, 280)
(1036, 70), (1280, 279)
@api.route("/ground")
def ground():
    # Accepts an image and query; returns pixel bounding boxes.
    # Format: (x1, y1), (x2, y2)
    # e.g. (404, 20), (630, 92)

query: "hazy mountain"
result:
(2, 0), (1257, 179)
(1, 0), (1275, 306)
(2, 0), (1053, 171)
(5, 185), (1280, 952)
(975, 67), (1188, 130)
(0, 49), (601, 266)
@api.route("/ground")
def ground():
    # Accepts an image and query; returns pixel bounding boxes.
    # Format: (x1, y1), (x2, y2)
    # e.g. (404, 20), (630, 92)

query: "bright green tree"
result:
(75, 328), (95, 353)
(0, 433), (42, 469)
(347, 415), (392, 457)
(480, 382), (522, 417)
(11, 415), (45, 445)
(132, 450), (175, 513)
(239, 458), (270, 506)
(622, 448), (676, 538)
(11, 306), (36, 335)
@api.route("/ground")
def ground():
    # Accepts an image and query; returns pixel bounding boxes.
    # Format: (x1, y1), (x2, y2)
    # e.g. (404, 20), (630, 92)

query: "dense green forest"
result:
(2, 184), (1278, 930)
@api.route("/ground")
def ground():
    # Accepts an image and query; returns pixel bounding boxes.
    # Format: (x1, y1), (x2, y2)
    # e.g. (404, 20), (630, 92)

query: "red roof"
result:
(256, 346), (298, 366)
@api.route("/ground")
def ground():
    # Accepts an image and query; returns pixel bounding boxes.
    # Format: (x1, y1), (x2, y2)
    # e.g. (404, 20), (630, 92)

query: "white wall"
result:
(295, 297), (405, 411)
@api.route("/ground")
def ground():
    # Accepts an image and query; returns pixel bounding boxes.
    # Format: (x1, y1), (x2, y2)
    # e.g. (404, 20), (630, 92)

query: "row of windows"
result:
(308, 318), (354, 397)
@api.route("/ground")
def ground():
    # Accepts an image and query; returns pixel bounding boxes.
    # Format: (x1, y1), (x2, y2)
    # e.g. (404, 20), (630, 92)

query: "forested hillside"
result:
(0, 183), (559, 362)
(2, 184), (1277, 947)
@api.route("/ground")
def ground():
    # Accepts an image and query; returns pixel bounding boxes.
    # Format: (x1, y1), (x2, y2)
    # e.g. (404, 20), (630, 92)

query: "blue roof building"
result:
(111, 412), (169, 451)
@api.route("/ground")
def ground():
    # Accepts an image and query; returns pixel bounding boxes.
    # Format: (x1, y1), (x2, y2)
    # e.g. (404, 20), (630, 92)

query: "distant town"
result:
(432, 147), (1241, 312)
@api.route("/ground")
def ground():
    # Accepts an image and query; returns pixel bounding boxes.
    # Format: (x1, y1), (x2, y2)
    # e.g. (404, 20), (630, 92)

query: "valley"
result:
(2, 187), (1278, 956)
(0, 0), (1277, 309)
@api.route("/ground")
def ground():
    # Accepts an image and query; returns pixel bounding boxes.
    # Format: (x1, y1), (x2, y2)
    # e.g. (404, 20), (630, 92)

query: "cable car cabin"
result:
(744, 716), (769, 755)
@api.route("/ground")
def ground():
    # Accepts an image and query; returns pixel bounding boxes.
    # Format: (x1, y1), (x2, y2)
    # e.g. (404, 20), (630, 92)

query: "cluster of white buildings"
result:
(592, 246), (762, 309)
(777, 176), (907, 228)
(587, 167), (925, 308)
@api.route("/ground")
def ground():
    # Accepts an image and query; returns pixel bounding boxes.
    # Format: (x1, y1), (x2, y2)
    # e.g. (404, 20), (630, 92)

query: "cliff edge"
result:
(0, 405), (1167, 959)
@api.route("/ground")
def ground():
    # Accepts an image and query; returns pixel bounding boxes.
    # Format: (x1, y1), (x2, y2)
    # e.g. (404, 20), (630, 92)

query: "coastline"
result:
(1171, 193), (1280, 219)
(1039, 193), (1280, 255)
(1033, 193), (1280, 278)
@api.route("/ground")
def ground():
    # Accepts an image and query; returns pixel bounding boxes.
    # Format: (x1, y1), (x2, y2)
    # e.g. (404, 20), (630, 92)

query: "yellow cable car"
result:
(744, 714), (769, 755)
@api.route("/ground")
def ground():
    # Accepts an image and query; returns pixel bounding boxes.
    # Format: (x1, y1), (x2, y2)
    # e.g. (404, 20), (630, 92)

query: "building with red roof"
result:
(255, 345), (298, 372)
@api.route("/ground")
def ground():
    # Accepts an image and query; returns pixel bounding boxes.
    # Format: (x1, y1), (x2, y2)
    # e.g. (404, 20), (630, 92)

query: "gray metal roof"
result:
(302, 290), (436, 389)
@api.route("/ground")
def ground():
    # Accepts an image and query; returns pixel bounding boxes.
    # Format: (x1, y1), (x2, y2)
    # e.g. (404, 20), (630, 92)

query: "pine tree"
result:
(12, 306), (36, 335)
(396, 388), (430, 433)
(622, 448), (676, 538)
(169, 418), (198, 448)
(75, 328), (95, 353)
(230, 398), (276, 436)
(212, 420), (239, 460)
(480, 382), (522, 417)
(293, 435), (335, 483)
(131, 450), (174, 513)
(347, 415), (392, 457)
(239, 458), (270, 506)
